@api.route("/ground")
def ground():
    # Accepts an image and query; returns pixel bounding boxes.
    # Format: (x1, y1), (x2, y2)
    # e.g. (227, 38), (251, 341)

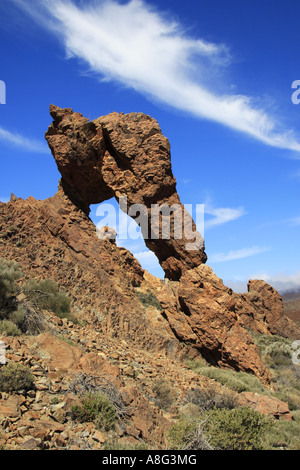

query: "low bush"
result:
(103, 440), (149, 450)
(205, 406), (272, 450)
(152, 378), (177, 410)
(186, 384), (237, 411)
(167, 406), (271, 451)
(186, 359), (267, 394)
(252, 333), (300, 411)
(68, 373), (127, 418)
(0, 258), (23, 315)
(71, 392), (116, 431)
(14, 303), (45, 336)
(8, 306), (26, 328)
(186, 339), (300, 450)
(169, 417), (213, 450)
(263, 410), (300, 450)
(167, 417), (198, 450)
(253, 333), (293, 368)
(0, 319), (21, 336)
(136, 290), (162, 311)
(23, 279), (72, 319)
(0, 362), (35, 392)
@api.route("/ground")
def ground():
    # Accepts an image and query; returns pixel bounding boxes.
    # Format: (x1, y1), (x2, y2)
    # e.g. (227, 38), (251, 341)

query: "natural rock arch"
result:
(45, 105), (207, 280)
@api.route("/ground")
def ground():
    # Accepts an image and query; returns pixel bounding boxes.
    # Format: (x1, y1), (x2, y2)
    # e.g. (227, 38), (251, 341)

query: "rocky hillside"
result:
(0, 105), (300, 450)
(283, 290), (300, 325)
(0, 309), (298, 450)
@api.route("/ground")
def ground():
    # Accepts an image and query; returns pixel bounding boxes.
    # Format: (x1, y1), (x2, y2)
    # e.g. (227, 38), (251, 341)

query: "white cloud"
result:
(225, 269), (300, 293)
(0, 126), (48, 153)
(203, 198), (246, 229)
(210, 245), (270, 263)
(249, 270), (300, 293)
(13, 0), (300, 154)
(0, 196), (10, 203)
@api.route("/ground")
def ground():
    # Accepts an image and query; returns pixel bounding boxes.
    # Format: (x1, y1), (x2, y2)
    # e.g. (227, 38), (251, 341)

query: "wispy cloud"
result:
(0, 126), (48, 153)
(210, 245), (270, 263)
(0, 196), (10, 203)
(204, 199), (246, 229)
(249, 270), (300, 293)
(12, 0), (300, 154)
(255, 213), (300, 230)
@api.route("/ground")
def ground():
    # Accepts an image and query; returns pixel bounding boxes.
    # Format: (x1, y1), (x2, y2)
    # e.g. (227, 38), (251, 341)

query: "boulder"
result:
(238, 392), (293, 421)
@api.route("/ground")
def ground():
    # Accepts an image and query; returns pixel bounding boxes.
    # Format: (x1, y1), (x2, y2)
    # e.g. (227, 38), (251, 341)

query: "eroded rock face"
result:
(1, 104), (299, 385)
(247, 280), (300, 339)
(158, 264), (300, 381)
(238, 392), (293, 421)
(43, 104), (300, 383)
(45, 105), (207, 281)
(158, 265), (272, 383)
(0, 188), (188, 360)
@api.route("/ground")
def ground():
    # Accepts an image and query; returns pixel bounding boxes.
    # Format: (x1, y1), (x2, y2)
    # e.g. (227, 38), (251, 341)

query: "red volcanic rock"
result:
(238, 392), (293, 421)
(1, 104), (298, 384)
(158, 263), (300, 381)
(158, 265), (271, 383)
(0, 187), (187, 360)
(247, 280), (300, 339)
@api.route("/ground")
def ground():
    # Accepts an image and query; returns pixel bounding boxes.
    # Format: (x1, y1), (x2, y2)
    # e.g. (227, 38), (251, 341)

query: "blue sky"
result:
(0, 0), (299, 292)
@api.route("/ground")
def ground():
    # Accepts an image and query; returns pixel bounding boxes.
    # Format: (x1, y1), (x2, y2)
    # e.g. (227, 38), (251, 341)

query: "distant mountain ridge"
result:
(282, 289), (300, 324)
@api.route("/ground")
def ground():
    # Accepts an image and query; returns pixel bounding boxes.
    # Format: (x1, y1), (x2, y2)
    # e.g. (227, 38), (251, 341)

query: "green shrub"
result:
(0, 362), (35, 392)
(23, 279), (71, 318)
(167, 416), (213, 450)
(187, 384), (237, 411)
(71, 392), (116, 431)
(205, 407), (272, 450)
(168, 406), (272, 450)
(263, 410), (300, 450)
(252, 334), (293, 368)
(0, 319), (21, 336)
(7, 303), (45, 336)
(152, 378), (177, 410)
(186, 359), (267, 394)
(136, 290), (162, 311)
(8, 306), (26, 328)
(103, 440), (149, 450)
(0, 258), (22, 315)
(167, 417), (197, 450)
(252, 333), (300, 411)
(272, 369), (300, 411)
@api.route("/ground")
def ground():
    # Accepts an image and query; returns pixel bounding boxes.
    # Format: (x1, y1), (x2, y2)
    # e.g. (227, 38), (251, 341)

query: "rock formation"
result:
(0, 105), (299, 385)
(45, 105), (207, 281)
(0, 187), (187, 360)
